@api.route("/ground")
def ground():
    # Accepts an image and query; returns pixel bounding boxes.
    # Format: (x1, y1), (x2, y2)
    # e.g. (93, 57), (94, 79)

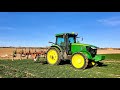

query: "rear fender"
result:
(51, 45), (62, 52)
(50, 45), (64, 59)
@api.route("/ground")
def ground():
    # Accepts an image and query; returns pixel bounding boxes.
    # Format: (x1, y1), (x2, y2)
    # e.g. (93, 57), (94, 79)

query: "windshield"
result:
(56, 35), (76, 46)
(56, 37), (65, 46)
(68, 36), (76, 43)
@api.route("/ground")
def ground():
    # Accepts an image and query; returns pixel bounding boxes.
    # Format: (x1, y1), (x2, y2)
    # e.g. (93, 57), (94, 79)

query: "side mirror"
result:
(48, 41), (55, 44)
(76, 36), (83, 41)
(81, 37), (83, 41)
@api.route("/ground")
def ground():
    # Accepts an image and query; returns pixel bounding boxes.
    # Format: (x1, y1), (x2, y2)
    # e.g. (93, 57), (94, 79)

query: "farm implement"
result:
(12, 48), (48, 61)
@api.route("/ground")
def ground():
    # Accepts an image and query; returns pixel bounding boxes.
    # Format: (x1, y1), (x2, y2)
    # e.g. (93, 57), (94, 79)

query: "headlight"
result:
(91, 47), (97, 49)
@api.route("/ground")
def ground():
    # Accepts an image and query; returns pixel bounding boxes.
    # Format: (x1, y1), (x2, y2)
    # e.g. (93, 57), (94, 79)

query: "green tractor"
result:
(46, 32), (105, 69)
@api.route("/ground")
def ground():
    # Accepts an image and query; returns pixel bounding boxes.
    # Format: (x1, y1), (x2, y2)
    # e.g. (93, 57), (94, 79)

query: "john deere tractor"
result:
(46, 32), (105, 69)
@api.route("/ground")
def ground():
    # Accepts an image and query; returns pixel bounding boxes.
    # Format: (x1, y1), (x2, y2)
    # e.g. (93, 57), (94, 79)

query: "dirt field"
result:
(0, 47), (120, 60)
(97, 49), (120, 54)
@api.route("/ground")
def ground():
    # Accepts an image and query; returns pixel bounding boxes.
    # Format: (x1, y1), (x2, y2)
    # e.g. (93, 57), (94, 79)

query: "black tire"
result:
(46, 47), (61, 65)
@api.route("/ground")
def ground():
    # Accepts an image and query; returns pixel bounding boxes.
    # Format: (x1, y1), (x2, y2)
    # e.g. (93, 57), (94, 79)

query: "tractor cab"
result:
(55, 32), (78, 54)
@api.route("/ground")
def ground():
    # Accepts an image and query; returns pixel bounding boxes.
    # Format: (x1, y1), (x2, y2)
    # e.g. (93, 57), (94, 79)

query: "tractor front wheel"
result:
(71, 53), (88, 69)
(46, 47), (61, 65)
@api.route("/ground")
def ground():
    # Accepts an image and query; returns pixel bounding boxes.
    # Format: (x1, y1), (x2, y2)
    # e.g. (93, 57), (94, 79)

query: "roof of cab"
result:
(55, 32), (77, 37)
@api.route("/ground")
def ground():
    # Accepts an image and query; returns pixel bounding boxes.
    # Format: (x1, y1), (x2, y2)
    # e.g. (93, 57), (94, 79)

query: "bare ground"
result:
(97, 49), (120, 54)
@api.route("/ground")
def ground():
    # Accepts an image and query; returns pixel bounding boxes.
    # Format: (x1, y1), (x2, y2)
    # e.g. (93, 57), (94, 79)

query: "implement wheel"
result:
(46, 47), (61, 65)
(88, 61), (97, 67)
(71, 53), (88, 69)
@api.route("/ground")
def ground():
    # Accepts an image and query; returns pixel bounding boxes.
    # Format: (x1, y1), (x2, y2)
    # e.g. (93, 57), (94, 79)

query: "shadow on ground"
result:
(87, 62), (108, 69)
(34, 59), (71, 65)
(59, 60), (71, 65)
(34, 60), (48, 64)
(34, 60), (108, 69)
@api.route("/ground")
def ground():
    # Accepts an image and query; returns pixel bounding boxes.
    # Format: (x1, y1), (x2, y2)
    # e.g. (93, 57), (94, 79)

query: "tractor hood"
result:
(71, 43), (98, 57)
(72, 43), (98, 49)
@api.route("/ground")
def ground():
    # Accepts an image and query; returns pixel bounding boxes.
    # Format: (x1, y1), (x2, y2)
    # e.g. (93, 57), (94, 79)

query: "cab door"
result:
(56, 36), (66, 50)
(67, 36), (76, 55)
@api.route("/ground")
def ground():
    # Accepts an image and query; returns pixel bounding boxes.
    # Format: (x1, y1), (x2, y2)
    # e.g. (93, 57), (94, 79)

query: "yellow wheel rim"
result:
(91, 61), (96, 66)
(72, 54), (85, 69)
(88, 61), (96, 67)
(47, 49), (58, 64)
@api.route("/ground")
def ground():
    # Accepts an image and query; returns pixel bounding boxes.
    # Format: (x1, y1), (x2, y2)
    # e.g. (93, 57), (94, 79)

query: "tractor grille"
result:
(86, 46), (97, 57)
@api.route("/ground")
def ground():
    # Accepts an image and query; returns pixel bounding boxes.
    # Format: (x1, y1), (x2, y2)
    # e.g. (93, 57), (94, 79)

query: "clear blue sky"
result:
(0, 12), (120, 48)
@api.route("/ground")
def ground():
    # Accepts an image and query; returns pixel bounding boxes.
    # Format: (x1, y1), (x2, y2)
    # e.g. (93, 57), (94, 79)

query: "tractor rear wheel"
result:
(46, 47), (61, 65)
(71, 53), (88, 69)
